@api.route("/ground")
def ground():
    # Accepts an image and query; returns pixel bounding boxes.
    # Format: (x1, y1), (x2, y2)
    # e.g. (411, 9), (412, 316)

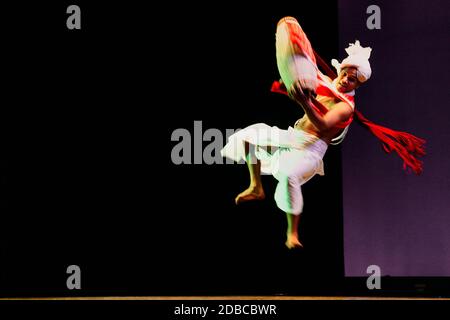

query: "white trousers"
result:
(221, 123), (328, 215)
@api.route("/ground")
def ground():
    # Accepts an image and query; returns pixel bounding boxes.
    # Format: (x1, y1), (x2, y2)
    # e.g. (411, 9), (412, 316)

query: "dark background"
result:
(1, 1), (449, 297)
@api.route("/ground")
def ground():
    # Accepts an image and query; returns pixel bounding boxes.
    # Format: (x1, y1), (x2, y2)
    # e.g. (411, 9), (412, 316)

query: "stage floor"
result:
(1, 296), (449, 300)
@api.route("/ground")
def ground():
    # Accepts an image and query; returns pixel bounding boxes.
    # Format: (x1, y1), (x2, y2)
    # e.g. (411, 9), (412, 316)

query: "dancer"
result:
(221, 17), (425, 249)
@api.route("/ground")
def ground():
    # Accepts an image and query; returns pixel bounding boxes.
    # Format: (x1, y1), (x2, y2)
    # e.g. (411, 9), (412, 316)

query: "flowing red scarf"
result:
(271, 49), (426, 175)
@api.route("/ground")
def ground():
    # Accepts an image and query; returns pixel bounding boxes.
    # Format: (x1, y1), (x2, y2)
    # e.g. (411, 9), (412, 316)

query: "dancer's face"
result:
(336, 67), (360, 93)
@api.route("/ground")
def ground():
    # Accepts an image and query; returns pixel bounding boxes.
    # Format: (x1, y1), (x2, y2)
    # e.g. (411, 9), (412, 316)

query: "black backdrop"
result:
(1, 1), (347, 297)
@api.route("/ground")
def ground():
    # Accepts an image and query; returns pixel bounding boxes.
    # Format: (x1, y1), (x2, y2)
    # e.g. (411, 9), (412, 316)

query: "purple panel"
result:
(339, 0), (450, 276)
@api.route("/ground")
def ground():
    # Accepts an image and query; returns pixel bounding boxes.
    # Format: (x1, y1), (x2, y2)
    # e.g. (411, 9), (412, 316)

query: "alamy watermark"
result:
(366, 264), (381, 290)
(66, 5), (81, 30)
(171, 121), (280, 166)
(366, 5), (381, 30)
(66, 265), (81, 290)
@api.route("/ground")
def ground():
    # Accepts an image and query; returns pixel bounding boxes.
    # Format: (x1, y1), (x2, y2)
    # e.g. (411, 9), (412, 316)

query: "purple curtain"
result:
(340, 0), (450, 276)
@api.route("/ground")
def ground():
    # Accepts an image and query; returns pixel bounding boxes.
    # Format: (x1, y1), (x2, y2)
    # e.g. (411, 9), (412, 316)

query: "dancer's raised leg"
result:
(235, 141), (266, 204)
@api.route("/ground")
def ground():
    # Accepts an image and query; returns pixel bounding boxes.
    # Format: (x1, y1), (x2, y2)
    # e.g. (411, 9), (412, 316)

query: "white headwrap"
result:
(331, 40), (372, 83)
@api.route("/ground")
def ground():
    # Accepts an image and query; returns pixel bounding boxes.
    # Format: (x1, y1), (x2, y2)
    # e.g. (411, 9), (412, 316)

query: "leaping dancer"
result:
(221, 17), (425, 249)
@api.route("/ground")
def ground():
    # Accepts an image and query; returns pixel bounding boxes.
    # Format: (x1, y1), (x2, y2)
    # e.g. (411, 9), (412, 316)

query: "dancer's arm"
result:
(289, 83), (352, 131)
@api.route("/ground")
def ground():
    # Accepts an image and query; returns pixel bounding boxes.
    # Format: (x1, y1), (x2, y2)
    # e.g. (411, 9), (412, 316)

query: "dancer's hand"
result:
(288, 80), (313, 106)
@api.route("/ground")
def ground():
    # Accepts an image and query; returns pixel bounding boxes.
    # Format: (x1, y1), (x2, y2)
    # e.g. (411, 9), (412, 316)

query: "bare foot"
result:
(235, 186), (265, 205)
(285, 234), (304, 249)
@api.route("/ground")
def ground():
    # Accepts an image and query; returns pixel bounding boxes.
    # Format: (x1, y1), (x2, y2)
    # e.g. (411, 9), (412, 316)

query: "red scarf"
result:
(271, 50), (426, 175)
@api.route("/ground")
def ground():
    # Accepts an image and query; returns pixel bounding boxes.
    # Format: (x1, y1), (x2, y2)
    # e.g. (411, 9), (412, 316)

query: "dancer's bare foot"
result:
(235, 186), (265, 205)
(285, 233), (303, 249)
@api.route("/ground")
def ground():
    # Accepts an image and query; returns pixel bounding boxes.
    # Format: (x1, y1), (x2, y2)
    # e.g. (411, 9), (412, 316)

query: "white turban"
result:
(331, 40), (372, 83)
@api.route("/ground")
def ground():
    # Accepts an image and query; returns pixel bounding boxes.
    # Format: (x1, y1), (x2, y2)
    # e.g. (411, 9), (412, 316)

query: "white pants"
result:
(221, 123), (328, 215)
